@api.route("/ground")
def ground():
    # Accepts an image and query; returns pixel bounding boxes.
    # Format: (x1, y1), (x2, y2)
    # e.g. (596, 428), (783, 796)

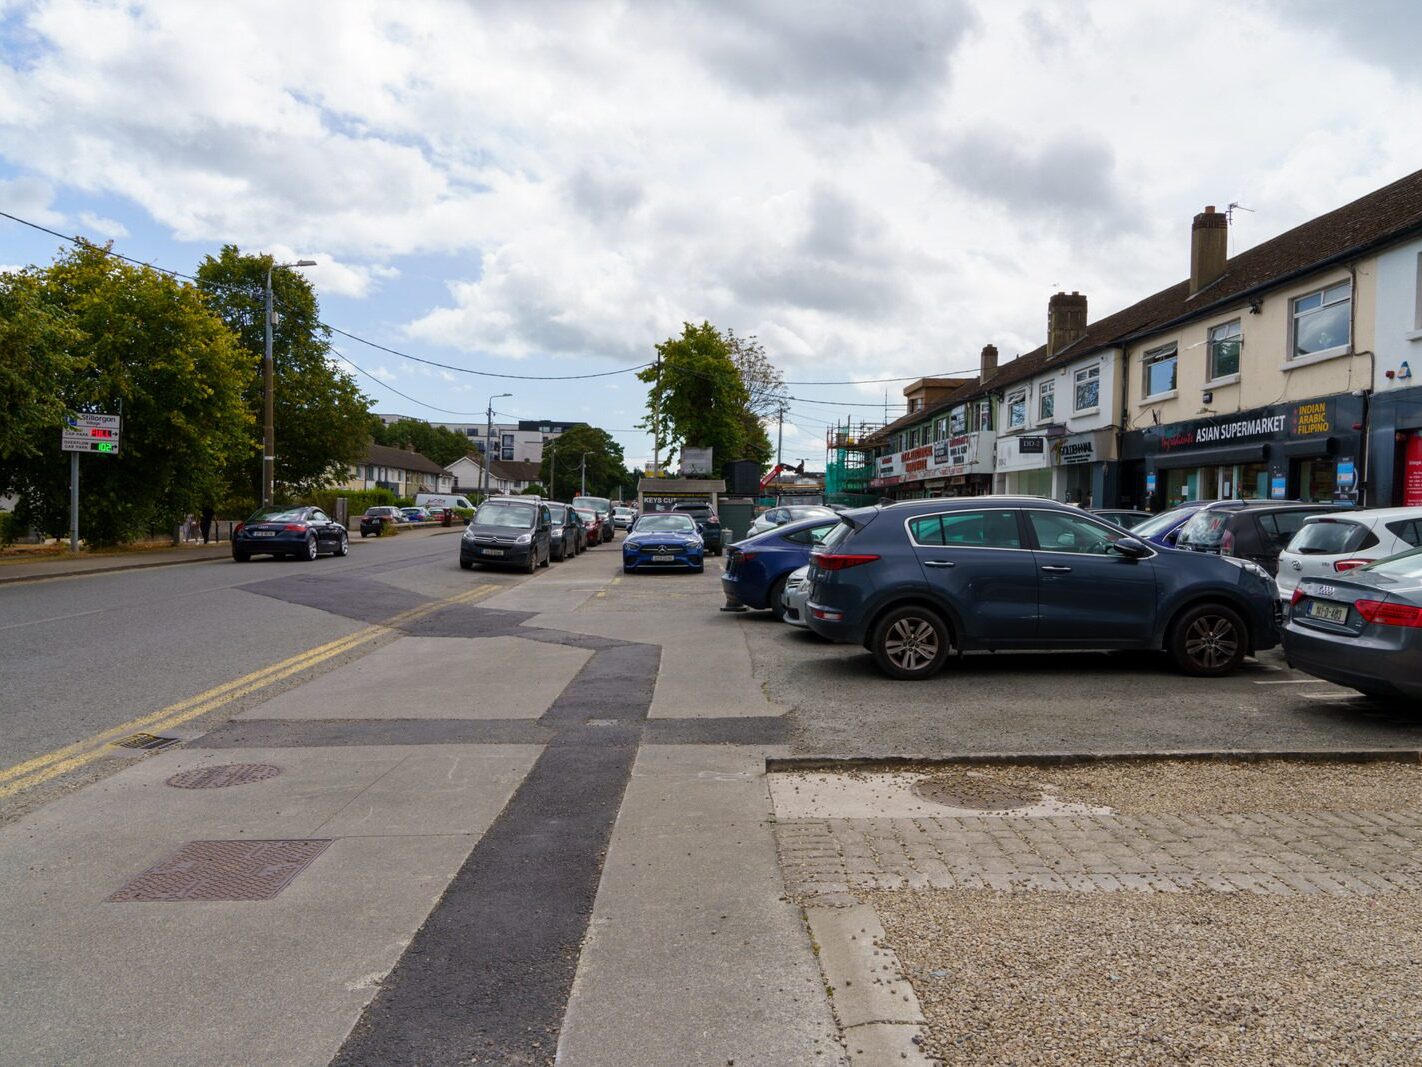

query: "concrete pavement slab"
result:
(478, 572), (613, 614)
(235, 635), (591, 720)
(554, 745), (847, 1066)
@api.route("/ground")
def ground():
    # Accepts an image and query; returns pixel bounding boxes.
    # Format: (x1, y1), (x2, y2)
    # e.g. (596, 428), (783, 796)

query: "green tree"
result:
(539, 424), (626, 499)
(371, 417), (472, 467)
(0, 244), (251, 544)
(638, 322), (759, 474)
(195, 246), (371, 507)
(0, 268), (83, 463)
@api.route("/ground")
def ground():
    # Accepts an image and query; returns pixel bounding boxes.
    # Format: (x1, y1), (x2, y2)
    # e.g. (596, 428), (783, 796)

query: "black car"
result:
(459, 497), (553, 572)
(803, 497), (1279, 680)
(546, 502), (581, 561)
(671, 502), (724, 556)
(233, 506), (348, 562)
(1175, 501), (1346, 576)
(359, 506), (403, 537)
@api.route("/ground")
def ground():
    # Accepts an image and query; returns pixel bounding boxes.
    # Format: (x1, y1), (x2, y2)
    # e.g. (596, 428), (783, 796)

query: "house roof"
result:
(490, 459), (542, 483)
(362, 442), (447, 476)
(865, 166), (1422, 447)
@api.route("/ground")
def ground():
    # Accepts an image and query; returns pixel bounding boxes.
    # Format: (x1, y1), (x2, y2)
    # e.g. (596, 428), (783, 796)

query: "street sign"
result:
(62, 413), (122, 455)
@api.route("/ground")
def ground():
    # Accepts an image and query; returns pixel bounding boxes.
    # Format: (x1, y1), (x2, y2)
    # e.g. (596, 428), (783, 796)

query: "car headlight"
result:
(462, 527), (476, 540)
(691, 538), (703, 548)
(515, 533), (532, 545)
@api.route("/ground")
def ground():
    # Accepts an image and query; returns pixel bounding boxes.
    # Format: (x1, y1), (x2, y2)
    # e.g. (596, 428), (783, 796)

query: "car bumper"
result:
(782, 588), (811, 627)
(803, 601), (868, 644)
(719, 571), (764, 609)
(461, 543), (534, 567)
(1283, 622), (1422, 699)
(235, 534), (307, 554)
(624, 549), (703, 571)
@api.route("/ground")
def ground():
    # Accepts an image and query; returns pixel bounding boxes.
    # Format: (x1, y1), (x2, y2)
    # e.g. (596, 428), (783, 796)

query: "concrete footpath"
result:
(0, 556), (843, 1065)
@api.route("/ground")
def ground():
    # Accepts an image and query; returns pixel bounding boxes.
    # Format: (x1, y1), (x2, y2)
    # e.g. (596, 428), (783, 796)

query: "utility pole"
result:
(579, 451), (593, 495)
(651, 350), (661, 477)
(776, 401), (787, 467)
(548, 441), (556, 500)
(262, 258), (316, 509)
(483, 392), (512, 499)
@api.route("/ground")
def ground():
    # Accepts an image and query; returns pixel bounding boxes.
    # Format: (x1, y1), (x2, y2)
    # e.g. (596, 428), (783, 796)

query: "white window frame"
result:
(1142, 344), (1178, 400)
(1207, 319), (1242, 384)
(935, 416), (948, 441)
(976, 399), (992, 432)
(1289, 279), (1352, 363)
(1073, 364), (1100, 413)
(1006, 389), (1027, 430)
(1037, 380), (1055, 422)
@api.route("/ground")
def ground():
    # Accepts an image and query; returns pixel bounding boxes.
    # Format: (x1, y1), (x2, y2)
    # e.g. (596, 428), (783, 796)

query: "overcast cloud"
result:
(1, 0), (1420, 464)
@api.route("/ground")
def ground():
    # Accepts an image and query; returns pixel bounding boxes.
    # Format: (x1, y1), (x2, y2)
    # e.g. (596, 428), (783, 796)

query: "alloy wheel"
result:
(1183, 614), (1240, 670)
(306, 535), (318, 561)
(883, 617), (940, 673)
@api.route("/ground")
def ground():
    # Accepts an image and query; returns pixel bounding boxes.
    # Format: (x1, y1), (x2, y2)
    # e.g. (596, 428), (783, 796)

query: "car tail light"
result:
(812, 552), (880, 571)
(1333, 559), (1370, 572)
(284, 523), (308, 532)
(1354, 599), (1422, 628)
(739, 551), (758, 562)
(234, 522), (245, 535)
(1220, 528), (1236, 556)
(1291, 586), (1306, 607)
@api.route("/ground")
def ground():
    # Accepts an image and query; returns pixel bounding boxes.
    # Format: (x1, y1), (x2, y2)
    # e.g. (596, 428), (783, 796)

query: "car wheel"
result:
(305, 534), (318, 561)
(1168, 603), (1247, 676)
(871, 606), (951, 680)
(767, 575), (789, 622)
(460, 559), (474, 570)
(232, 549), (250, 562)
(335, 533), (349, 557)
(623, 564), (634, 574)
(360, 531), (368, 538)
(525, 551), (537, 575)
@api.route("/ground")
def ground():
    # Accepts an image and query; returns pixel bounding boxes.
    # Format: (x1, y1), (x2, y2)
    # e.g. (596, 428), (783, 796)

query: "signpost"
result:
(61, 413), (122, 552)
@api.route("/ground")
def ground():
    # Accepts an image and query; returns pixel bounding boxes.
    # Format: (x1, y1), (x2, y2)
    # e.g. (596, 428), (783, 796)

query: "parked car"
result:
(572, 495), (615, 542)
(1276, 509), (1422, 607)
(459, 496), (552, 573)
(575, 507), (603, 546)
(671, 502), (725, 556)
(400, 506), (429, 523)
(622, 512), (705, 573)
(1284, 547), (1422, 700)
(781, 564), (813, 628)
(546, 502), (581, 562)
(721, 514), (841, 620)
(612, 506), (636, 529)
(233, 506), (348, 562)
(1091, 509), (1152, 529)
(1129, 499), (1290, 550)
(748, 504), (838, 537)
(1176, 501), (1347, 575)
(360, 506), (404, 537)
(803, 498), (1279, 681)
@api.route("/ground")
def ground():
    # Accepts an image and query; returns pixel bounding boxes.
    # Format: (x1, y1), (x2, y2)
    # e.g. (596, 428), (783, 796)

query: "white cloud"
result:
(266, 244), (398, 299)
(0, 175), (62, 226)
(77, 211), (127, 237)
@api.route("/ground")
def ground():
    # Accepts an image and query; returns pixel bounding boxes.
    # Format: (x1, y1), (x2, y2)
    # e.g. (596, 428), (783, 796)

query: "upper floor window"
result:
(1208, 320), (1242, 380)
(1291, 280), (1351, 360)
(908, 428), (919, 448)
(908, 397), (921, 413)
(935, 417), (948, 441)
(949, 406), (967, 435)
(1007, 389), (1026, 429)
(1144, 344), (1178, 398)
(1073, 364), (1100, 412)
(975, 399), (993, 431)
(1038, 380), (1055, 421)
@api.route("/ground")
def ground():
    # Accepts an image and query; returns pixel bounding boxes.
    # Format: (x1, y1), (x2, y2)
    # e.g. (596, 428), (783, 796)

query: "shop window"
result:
(1208, 320), (1241, 380)
(949, 406), (967, 434)
(1144, 344), (1178, 397)
(1074, 365), (1100, 412)
(1038, 380), (1055, 421)
(1007, 390), (1026, 429)
(1291, 280), (1351, 359)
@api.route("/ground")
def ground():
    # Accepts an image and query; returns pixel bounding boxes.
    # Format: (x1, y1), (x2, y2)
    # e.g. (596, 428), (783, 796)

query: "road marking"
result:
(0, 583), (498, 800)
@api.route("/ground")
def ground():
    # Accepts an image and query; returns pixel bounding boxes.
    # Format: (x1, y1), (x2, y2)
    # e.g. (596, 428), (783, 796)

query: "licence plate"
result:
(652, 554), (675, 562)
(482, 548), (505, 557)
(252, 530), (276, 537)
(1305, 600), (1349, 624)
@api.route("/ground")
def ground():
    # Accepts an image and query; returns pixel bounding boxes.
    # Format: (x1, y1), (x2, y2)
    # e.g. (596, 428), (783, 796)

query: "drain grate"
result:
(166, 764), (282, 789)
(913, 774), (1039, 811)
(111, 733), (181, 751)
(107, 839), (332, 902)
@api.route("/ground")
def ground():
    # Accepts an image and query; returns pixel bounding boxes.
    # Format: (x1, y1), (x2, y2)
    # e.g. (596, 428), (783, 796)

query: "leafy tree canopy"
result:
(371, 417), (473, 468)
(539, 423), (627, 500)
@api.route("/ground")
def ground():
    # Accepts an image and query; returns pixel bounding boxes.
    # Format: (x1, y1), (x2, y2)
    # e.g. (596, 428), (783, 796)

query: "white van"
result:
(415, 494), (475, 511)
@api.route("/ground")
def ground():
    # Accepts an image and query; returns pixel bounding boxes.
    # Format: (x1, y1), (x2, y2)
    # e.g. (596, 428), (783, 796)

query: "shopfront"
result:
(1366, 384), (1422, 506)
(994, 434), (1051, 497)
(1120, 393), (1365, 510)
(869, 432), (994, 499)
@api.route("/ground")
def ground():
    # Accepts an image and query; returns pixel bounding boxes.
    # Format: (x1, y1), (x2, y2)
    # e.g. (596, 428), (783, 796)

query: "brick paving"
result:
(776, 810), (1422, 901)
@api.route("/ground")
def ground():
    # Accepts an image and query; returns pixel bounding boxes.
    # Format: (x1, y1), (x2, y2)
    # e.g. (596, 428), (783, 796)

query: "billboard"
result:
(681, 447), (713, 476)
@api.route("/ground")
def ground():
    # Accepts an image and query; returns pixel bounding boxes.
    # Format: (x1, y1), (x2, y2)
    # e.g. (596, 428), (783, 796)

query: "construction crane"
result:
(758, 460), (804, 492)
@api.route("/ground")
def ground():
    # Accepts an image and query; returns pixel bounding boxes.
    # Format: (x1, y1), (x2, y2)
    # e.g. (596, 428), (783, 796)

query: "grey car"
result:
(1283, 547), (1422, 700)
(781, 564), (812, 628)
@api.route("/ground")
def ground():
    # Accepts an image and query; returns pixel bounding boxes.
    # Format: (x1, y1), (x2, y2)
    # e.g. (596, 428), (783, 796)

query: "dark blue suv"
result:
(804, 498), (1279, 680)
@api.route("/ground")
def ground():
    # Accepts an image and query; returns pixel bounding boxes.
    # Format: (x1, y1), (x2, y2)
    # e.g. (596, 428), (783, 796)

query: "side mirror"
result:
(1112, 537), (1150, 559)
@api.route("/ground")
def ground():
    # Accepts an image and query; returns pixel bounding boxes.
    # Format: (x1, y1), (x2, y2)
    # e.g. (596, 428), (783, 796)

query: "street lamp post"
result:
(483, 392), (513, 499)
(578, 451), (595, 496)
(263, 258), (317, 509)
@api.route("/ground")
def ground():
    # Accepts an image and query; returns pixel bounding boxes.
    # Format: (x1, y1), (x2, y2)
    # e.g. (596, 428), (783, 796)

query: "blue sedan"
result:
(622, 513), (705, 573)
(721, 514), (840, 620)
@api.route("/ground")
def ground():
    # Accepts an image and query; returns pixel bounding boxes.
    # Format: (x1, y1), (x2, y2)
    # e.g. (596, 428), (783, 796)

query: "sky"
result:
(2, 0), (1421, 470)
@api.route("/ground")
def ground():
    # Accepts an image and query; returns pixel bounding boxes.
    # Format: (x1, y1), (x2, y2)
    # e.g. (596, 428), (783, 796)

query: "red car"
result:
(575, 507), (603, 545)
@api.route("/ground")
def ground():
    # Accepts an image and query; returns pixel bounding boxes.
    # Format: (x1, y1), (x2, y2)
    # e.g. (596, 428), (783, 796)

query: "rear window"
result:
(1178, 512), (1229, 547)
(817, 521), (854, 552)
(782, 522), (837, 545)
(1287, 519), (1373, 555)
(1386, 519), (1422, 548)
(1256, 510), (1316, 549)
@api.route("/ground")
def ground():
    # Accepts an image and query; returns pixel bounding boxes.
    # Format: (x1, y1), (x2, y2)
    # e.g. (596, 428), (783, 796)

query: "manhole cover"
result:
(107, 839), (331, 902)
(912, 774), (1039, 811)
(165, 764), (282, 789)
(112, 733), (181, 751)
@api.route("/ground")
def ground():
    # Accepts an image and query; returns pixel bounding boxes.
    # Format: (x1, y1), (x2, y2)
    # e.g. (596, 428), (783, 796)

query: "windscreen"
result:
(634, 514), (697, 533)
(474, 501), (537, 528)
(1288, 520), (1368, 555)
(1178, 511), (1228, 547)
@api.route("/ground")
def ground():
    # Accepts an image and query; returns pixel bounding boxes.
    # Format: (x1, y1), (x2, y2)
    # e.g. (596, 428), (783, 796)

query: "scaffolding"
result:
(825, 419), (883, 507)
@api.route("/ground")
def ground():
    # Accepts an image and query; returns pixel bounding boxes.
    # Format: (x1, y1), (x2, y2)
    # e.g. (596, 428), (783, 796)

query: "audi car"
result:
(622, 513), (705, 573)
(233, 506), (348, 562)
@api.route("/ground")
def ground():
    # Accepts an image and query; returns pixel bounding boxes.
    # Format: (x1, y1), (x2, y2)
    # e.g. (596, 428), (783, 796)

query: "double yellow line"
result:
(0, 583), (499, 800)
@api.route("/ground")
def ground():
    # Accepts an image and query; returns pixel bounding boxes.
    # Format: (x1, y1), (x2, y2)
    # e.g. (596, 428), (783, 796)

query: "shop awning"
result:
(1152, 444), (1267, 469)
(1278, 436), (1338, 459)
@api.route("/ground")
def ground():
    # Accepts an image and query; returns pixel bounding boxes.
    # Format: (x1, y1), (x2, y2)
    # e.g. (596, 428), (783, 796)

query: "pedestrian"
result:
(200, 505), (215, 544)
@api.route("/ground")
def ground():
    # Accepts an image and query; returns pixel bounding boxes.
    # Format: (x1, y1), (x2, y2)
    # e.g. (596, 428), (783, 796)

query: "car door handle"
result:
(922, 560), (955, 568)
(1040, 565), (1073, 574)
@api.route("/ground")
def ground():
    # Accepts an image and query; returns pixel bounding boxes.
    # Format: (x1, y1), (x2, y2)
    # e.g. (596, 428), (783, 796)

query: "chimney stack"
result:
(1047, 291), (1088, 355)
(979, 344), (998, 382)
(1190, 205), (1228, 295)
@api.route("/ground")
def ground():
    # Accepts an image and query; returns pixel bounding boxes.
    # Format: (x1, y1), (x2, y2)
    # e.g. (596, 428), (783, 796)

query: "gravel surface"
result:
(868, 887), (1422, 1066)
(912, 759), (1422, 814)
